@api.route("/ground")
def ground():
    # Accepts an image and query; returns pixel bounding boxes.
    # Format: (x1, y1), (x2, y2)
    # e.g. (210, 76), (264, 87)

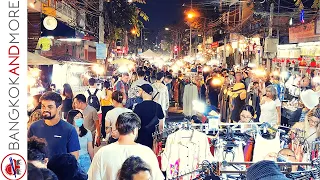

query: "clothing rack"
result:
(168, 159), (318, 180)
(152, 120), (193, 138)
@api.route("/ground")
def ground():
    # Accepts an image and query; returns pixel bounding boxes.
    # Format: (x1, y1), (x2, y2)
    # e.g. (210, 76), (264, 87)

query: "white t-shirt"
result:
(259, 98), (281, 124)
(105, 107), (132, 139)
(88, 143), (164, 180)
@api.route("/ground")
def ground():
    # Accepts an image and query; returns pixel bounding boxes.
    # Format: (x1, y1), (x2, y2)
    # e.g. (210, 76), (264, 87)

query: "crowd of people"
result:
(27, 63), (320, 180)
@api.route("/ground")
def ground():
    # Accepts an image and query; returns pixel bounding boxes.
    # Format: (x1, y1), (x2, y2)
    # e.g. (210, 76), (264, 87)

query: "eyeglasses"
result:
(308, 119), (320, 125)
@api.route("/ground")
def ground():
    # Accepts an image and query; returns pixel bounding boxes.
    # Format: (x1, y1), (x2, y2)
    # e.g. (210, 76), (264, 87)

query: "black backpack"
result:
(87, 89), (100, 111)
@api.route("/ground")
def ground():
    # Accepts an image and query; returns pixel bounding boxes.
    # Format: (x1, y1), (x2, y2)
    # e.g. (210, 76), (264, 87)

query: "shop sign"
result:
(211, 42), (219, 48)
(96, 43), (107, 59)
(37, 37), (52, 51)
(289, 21), (319, 43)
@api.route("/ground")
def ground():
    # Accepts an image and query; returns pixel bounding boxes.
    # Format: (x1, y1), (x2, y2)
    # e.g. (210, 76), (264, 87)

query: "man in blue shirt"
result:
(28, 92), (80, 159)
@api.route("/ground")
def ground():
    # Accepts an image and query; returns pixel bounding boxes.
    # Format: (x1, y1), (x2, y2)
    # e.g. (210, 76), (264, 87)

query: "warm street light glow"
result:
(131, 29), (137, 35)
(165, 28), (170, 31)
(187, 13), (194, 19)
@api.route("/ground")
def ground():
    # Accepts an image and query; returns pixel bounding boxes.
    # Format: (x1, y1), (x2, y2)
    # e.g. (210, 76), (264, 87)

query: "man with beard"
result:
(28, 92), (80, 159)
(88, 112), (163, 180)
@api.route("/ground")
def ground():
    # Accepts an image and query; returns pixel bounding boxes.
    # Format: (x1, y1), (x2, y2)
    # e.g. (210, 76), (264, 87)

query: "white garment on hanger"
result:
(183, 84), (199, 117)
(214, 139), (246, 172)
(253, 132), (281, 162)
(161, 130), (213, 180)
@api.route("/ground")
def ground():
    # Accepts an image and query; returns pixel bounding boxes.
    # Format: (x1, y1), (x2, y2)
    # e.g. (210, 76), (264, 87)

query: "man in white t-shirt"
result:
(88, 112), (164, 180)
(105, 107), (132, 143)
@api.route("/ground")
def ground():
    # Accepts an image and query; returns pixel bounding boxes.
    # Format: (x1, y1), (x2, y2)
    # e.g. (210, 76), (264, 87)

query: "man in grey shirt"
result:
(74, 94), (101, 147)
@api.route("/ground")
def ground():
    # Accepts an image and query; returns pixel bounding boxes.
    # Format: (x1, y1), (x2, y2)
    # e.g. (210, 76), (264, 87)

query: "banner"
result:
(289, 21), (320, 43)
(96, 43), (107, 60)
(0, 0), (28, 179)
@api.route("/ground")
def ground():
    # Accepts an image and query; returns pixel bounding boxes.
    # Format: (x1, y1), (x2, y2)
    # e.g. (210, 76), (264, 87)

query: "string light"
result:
(289, 17), (293, 26)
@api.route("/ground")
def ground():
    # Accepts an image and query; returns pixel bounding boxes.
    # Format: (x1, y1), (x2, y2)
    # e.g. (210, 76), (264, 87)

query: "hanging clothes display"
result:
(253, 132), (281, 162)
(183, 83), (199, 117)
(161, 130), (214, 180)
(213, 139), (246, 172)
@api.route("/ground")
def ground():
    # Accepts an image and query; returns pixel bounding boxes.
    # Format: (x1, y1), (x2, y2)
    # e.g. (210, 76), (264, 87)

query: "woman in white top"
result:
(259, 85), (281, 125)
(105, 91), (132, 144)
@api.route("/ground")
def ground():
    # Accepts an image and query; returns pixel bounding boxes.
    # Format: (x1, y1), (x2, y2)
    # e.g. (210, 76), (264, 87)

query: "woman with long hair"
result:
(105, 91), (132, 144)
(291, 107), (320, 161)
(66, 110), (94, 173)
(62, 83), (73, 119)
(130, 72), (138, 85)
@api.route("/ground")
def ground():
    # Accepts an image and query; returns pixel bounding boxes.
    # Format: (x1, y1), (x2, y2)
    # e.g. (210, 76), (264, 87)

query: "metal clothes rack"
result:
(168, 160), (317, 180)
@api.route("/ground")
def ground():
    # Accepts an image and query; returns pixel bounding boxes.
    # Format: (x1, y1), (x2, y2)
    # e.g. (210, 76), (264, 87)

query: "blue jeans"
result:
(78, 153), (91, 173)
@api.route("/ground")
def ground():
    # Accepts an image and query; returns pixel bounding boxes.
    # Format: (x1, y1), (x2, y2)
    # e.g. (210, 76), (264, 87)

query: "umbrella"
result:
(111, 58), (135, 65)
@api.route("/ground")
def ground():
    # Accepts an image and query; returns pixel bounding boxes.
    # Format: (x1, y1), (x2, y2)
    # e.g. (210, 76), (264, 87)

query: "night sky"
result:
(140, 0), (185, 31)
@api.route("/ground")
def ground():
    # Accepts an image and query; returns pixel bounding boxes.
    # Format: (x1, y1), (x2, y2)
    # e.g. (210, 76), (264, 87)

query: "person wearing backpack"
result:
(85, 78), (105, 112)
(133, 84), (164, 149)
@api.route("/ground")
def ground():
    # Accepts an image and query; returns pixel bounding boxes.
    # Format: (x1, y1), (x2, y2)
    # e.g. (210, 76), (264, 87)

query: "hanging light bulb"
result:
(289, 17), (293, 26)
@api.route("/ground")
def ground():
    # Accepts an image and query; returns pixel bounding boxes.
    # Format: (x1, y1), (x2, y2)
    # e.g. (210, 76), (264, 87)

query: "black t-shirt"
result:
(133, 100), (164, 149)
(62, 98), (73, 119)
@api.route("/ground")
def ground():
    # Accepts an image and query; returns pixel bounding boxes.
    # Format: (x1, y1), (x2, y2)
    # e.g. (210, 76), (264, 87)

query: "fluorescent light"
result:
(57, 38), (82, 42)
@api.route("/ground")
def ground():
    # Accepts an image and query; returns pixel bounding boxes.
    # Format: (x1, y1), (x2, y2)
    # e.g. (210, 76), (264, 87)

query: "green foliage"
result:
(104, 0), (148, 42)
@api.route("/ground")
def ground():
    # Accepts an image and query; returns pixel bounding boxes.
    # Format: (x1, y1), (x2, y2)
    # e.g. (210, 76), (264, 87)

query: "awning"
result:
(46, 54), (96, 65)
(28, 52), (60, 65)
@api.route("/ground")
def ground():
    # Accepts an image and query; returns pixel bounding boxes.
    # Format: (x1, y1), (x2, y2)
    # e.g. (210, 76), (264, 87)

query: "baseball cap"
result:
(138, 84), (153, 95)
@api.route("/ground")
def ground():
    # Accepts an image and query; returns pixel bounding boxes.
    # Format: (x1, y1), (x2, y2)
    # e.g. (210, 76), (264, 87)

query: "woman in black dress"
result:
(62, 83), (74, 119)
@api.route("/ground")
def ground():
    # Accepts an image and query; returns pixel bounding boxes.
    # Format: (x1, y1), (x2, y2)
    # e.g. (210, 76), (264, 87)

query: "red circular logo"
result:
(1, 154), (27, 180)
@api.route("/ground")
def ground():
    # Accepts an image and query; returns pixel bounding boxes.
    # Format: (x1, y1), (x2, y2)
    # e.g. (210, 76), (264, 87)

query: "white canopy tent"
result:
(139, 49), (159, 59)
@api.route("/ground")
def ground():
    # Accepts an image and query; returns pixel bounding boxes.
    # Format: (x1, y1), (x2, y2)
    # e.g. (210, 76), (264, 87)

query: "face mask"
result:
(74, 118), (84, 127)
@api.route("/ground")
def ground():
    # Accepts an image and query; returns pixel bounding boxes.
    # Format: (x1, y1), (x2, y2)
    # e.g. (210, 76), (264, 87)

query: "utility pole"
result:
(268, 3), (274, 37)
(267, 3), (274, 72)
(190, 26), (192, 56)
(235, 3), (242, 65)
(99, 0), (106, 75)
(190, 0), (193, 56)
(99, 0), (104, 43)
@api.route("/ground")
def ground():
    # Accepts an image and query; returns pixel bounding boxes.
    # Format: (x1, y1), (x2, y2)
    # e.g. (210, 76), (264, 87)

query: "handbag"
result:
(144, 92), (159, 129)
